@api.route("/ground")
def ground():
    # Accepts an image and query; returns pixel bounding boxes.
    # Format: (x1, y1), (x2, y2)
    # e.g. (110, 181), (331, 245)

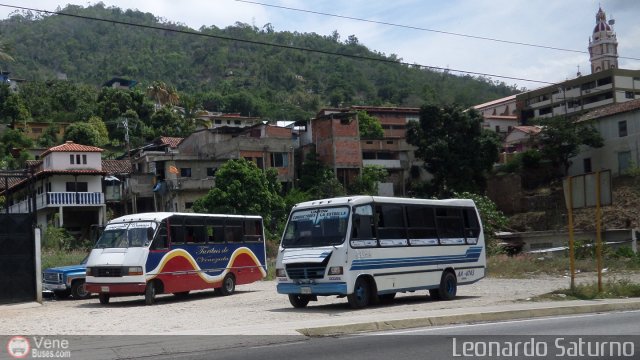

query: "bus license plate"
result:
(101, 286), (109, 292)
(301, 286), (311, 294)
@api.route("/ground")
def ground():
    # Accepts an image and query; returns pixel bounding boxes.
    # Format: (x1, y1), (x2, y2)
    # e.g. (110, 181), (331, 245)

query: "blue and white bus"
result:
(85, 212), (266, 305)
(275, 196), (486, 308)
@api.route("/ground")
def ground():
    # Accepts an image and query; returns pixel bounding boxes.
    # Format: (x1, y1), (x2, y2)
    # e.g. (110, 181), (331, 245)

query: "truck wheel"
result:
(71, 279), (91, 300)
(347, 277), (371, 309)
(145, 281), (156, 305)
(288, 294), (310, 308)
(53, 289), (71, 299)
(99, 293), (110, 304)
(215, 274), (236, 296)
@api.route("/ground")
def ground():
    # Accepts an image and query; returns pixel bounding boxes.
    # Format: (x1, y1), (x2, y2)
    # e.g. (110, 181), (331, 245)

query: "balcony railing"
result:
(4, 192), (104, 214)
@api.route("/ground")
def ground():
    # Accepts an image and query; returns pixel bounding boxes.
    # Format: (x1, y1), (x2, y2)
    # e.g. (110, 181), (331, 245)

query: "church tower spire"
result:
(589, 6), (618, 74)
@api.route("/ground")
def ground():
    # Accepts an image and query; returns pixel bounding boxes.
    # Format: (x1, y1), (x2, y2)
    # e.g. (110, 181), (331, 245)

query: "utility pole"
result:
(118, 117), (136, 214)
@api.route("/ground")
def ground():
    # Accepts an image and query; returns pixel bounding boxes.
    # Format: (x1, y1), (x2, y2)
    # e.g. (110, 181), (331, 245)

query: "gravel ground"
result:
(1, 272), (638, 336)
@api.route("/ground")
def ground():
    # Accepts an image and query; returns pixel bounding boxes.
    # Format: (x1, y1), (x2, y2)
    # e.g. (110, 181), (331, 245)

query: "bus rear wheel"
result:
(430, 271), (457, 301)
(215, 274), (236, 296)
(347, 277), (371, 309)
(288, 294), (311, 308)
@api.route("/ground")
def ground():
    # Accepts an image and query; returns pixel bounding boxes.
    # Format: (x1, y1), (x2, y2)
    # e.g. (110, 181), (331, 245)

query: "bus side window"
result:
(170, 225), (185, 245)
(206, 218), (225, 243)
(243, 219), (263, 242)
(463, 208), (481, 243)
(435, 207), (465, 244)
(151, 222), (169, 250)
(352, 205), (374, 239)
(407, 206), (438, 246)
(376, 204), (406, 240)
(225, 220), (243, 242)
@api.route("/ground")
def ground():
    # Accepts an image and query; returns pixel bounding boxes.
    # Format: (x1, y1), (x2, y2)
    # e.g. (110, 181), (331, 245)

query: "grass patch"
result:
(487, 254), (596, 278)
(41, 248), (88, 270)
(532, 279), (640, 301)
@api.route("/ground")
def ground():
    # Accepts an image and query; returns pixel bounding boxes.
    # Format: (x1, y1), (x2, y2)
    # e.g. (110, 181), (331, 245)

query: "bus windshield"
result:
(282, 206), (350, 248)
(95, 221), (158, 248)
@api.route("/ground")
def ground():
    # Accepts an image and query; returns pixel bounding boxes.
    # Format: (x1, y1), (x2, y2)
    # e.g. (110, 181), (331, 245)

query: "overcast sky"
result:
(0, 0), (638, 91)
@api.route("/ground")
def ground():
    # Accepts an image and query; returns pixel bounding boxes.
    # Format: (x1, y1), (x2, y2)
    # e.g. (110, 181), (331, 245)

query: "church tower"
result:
(589, 7), (618, 74)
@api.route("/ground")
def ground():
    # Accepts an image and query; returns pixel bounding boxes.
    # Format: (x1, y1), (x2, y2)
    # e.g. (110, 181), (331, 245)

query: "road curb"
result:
(297, 300), (640, 336)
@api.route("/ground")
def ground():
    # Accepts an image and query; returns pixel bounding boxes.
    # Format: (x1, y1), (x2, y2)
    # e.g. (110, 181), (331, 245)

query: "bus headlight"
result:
(276, 268), (287, 277)
(85, 267), (92, 276)
(125, 266), (144, 276)
(328, 266), (343, 275)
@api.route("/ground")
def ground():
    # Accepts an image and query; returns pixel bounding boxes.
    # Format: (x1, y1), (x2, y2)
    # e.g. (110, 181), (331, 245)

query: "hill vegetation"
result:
(0, 3), (518, 123)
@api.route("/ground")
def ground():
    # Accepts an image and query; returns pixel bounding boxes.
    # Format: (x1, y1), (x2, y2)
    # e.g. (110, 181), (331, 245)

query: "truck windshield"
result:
(95, 221), (157, 248)
(282, 206), (350, 248)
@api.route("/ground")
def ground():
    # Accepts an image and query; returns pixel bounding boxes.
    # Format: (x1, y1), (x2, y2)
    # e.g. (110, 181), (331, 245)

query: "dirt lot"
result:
(2, 272), (638, 336)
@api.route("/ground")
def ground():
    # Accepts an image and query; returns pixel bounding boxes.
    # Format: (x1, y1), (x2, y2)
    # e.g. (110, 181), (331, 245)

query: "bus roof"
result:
(107, 212), (263, 224)
(291, 196), (477, 209)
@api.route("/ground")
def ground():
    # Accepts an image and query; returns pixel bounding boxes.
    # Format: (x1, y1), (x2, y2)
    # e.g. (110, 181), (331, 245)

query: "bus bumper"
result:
(86, 282), (146, 294)
(277, 282), (347, 295)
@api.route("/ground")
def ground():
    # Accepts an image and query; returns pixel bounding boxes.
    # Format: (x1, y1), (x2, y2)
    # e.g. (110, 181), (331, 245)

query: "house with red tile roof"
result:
(2, 141), (108, 237)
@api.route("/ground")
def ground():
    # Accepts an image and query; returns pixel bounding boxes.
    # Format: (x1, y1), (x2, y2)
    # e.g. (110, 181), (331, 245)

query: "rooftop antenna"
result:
(576, 65), (582, 77)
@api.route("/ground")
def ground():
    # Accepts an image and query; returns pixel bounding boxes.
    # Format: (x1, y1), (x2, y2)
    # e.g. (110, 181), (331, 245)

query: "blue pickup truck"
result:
(42, 256), (90, 300)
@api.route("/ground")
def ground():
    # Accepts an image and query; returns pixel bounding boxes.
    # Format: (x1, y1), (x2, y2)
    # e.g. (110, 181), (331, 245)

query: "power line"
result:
(0, 3), (553, 85)
(236, 0), (640, 62)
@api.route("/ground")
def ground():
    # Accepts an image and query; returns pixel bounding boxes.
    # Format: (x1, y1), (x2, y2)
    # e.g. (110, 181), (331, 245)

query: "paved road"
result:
(89, 311), (640, 360)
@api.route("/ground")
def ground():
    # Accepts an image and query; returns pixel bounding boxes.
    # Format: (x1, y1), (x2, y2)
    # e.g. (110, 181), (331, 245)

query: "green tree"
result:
(357, 110), (384, 139)
(64, 122), (101, 146)
(0, 92), (30, 127)
(296, 150), (346, 199)
(37, 125), (60, 147)
(535, 116), (604, 176)
(297, 150), (326, 192)
(454, 191), (507, 254)
(0, 37), (14, 62)
(0, 128), (33, 169)
(149, 106), (193, 137)
(348, 165), (388, 195)
(193, 159), (286, 231)
(87, 116), (110, 146)
(407, 104), (501, 197)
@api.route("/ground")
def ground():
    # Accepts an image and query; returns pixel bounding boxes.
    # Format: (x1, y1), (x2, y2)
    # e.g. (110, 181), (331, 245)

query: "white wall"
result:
(49, 175), (103, 192)
(46, 152), (102, 170)
(569, 109), (640, 176)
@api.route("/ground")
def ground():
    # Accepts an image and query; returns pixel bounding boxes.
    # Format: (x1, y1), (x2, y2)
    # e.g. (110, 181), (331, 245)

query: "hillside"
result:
(0, 3), (518, 120)
(507, 176), (640, 233)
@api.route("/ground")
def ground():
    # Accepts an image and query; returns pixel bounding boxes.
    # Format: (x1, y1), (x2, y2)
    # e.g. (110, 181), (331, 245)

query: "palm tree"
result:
(146, 81), (180, 109)
(180, 95), (210, 129)
(146, 81), (169, 109)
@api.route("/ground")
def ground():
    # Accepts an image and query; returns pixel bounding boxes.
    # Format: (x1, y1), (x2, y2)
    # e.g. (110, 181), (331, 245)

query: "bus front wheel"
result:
(430, 271), (457, 301)
(288, 294), (310, 308)
(145, 281), (157, 305)
(348, 277), (371, 309)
